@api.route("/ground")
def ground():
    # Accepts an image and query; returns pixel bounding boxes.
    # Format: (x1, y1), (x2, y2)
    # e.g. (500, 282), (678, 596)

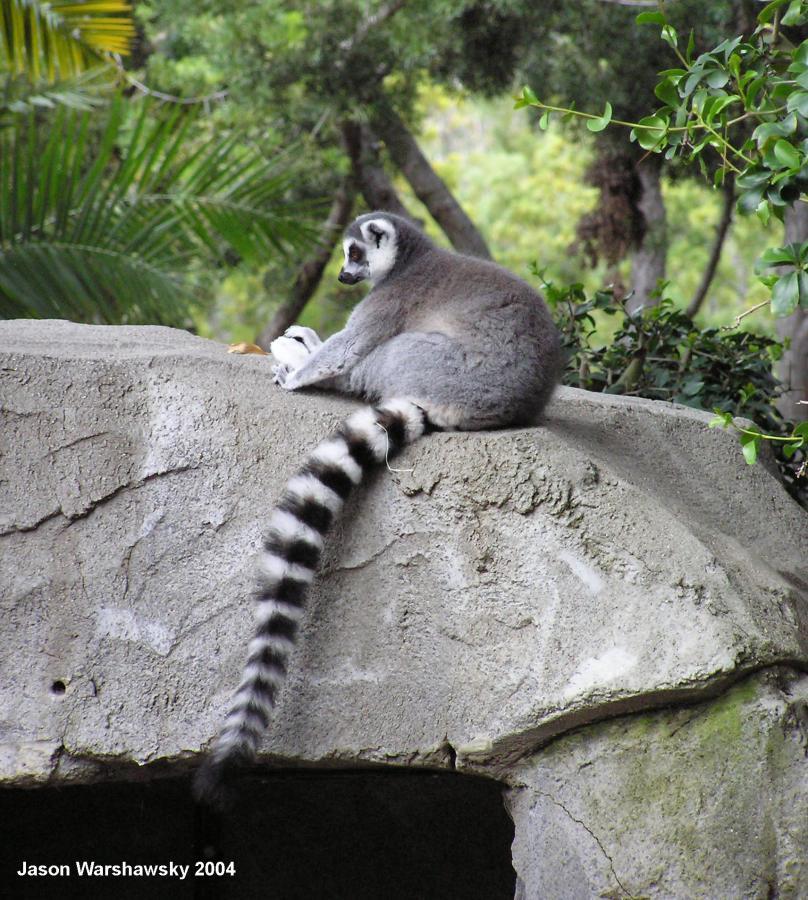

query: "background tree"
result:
(516, 0), (752, 313)
(139, 0), (539, 342)
(0, 0), (311, 325)
(518, 0), (808, 477)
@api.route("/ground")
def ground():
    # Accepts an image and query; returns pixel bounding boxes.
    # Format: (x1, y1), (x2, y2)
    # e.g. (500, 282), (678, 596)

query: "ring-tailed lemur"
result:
(194, 211), (562, 804)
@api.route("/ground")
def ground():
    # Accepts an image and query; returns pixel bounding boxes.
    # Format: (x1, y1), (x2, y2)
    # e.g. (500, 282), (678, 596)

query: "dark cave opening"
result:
(1, 770), (516, 899)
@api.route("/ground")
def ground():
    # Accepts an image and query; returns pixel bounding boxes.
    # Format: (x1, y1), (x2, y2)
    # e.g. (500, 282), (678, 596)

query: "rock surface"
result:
(1, 320), (807, 896)
(508, 668), (808, 899)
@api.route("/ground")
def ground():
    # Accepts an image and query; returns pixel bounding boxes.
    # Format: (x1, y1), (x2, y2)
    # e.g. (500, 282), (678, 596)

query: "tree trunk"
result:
(370, 105), (492, 259)
(686, 176), (734, 319)
(777, 204), (808, 423)
(628, 156), (667, 315)
(256, 181), (356, 348)
(340, 121), (413, 219)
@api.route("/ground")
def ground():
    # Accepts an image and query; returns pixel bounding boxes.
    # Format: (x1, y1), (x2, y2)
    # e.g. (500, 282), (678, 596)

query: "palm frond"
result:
(0, 97), (318, 325)
(0, 242), (192, 323)
(0, 66), (115, 118)
(0, 0), (135, 82)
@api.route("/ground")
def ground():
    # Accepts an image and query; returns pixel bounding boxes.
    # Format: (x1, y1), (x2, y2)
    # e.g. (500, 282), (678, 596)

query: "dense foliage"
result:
(543, 273), (807, 501)
(518, 0), (808, 318)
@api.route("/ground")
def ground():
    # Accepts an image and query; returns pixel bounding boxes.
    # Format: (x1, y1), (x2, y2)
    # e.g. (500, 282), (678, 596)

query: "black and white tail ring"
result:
(193, 398), (428, 805)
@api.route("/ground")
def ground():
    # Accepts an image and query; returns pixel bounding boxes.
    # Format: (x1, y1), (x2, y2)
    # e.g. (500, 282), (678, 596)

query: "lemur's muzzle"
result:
(338, 269), (362, 285)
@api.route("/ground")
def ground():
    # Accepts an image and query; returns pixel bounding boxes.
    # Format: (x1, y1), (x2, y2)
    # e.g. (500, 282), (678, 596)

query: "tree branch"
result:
(338, 0), (408, 56)
(370, 104), (492, 259)
(686, 175), (734, 319)
(340, 120), (414, 219)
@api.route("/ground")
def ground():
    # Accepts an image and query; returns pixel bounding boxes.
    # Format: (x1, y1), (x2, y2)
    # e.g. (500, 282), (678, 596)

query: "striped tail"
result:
(193, 398), (428, 806)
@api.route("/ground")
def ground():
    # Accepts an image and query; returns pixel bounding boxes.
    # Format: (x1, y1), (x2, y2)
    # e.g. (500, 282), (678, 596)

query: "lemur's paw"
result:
(272, 363), (295, 389)
(283, 326), (322, 352)
(227, 342), (268, 355)
(269, 334), (311, 370)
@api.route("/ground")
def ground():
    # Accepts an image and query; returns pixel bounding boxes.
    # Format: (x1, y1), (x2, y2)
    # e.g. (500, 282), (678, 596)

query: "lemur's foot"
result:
(272, 362), (293, 388)
(269, 334), (313, 370)
(227, 342), (268, 355)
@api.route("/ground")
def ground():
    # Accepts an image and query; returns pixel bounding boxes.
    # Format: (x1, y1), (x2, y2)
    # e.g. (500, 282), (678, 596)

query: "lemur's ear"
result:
(367, 223), (386, 248)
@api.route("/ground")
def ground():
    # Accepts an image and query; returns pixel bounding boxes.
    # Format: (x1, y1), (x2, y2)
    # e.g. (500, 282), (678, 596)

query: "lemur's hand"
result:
(270, 327), (323, 389)
(271, 362), (293, 388)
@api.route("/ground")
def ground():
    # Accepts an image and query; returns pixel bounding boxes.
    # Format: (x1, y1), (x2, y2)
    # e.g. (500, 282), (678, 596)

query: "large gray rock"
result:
(508, 668), (808, 899)
(1, 320), (807, 895)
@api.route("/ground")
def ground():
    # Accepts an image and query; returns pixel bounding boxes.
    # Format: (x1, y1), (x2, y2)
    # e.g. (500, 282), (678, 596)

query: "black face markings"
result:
(367, 223), (386, 248)
(348, 243), (364, 262)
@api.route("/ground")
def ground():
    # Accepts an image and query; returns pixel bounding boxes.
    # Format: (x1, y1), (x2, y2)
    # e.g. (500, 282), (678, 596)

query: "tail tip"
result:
(192, 756), (240, 811)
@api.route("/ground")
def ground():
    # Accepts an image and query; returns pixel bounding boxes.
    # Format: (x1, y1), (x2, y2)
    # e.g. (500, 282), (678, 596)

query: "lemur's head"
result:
(339, 212), (430, 287)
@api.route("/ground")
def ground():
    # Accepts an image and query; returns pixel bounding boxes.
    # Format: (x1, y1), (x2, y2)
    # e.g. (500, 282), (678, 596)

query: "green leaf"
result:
(632, 115), (669, 151)
(635, 12), (666, 25)
(710, 96), (740, 117)
(684, 69), (704, 97)
(539, 110), (550, 130)
(661, 25), (678, 50)
(740, 434), (759, 466)
(513, 85), (539, 110)
(704, 69), (729, 89)
(787, 91), (808, 117)
(752, 114), (798, 147)
(771, 271), (800, 316)
(0, 0), (135, 83)
(736, 170), (771, 191)
(757, 201), (772, 226)
(757, 244), (799, 270)
(586, 101), (612, 132)
(795, 40), (808, 67)
(773, 139), (802, 169)
(654, 78), (679, 108)
(745, 76), (766, 106)
(757, 0), (791, 24)
(782, 0), (806, 25)
(709, 410), (733, 429)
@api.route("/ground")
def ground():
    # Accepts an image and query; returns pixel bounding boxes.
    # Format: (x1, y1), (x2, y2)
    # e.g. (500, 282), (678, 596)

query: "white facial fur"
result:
(360, 218), (397, 284)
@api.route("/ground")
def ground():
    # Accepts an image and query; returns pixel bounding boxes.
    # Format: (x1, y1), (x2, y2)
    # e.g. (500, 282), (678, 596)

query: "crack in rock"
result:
(0, 465), (196, 537)
(537, 789), (632, 899)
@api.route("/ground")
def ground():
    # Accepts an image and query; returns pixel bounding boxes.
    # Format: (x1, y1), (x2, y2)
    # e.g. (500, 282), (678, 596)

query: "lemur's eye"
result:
(348, 245), (363, 262)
